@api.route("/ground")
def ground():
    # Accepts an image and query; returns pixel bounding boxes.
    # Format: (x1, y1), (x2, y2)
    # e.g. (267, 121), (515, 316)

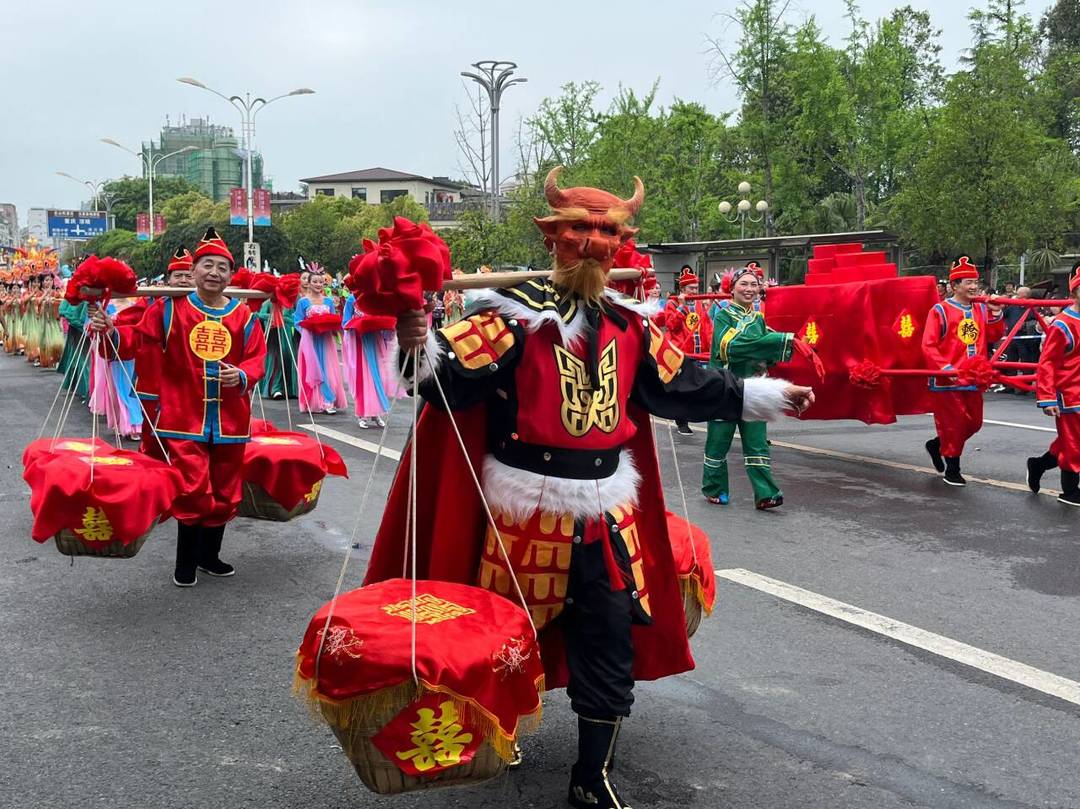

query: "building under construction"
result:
(141, 116), (264, 202)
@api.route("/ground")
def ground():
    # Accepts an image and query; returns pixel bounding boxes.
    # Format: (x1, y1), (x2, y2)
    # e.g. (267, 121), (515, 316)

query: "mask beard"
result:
(552, 258), (608, 303)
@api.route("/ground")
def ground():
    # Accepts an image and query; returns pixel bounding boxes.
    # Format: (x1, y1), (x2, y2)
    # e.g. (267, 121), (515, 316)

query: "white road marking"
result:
(716, 568), (1080, 707)
(985, 418), (1056, 433)
(298, 424), (402, 460)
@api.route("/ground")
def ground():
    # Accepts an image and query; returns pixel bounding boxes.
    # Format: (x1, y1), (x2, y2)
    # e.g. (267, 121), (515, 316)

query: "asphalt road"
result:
(2, 356), (1078, 809)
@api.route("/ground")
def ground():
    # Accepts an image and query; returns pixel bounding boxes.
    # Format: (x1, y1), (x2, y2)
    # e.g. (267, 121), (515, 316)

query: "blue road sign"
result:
(47, 210), (108, 239)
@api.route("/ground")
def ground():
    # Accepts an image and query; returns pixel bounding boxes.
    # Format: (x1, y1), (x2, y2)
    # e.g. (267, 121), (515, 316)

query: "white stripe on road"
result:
(717, 568), (1080, 707)
(985, 418), (1056, 433)
(298, 423), (402, 460)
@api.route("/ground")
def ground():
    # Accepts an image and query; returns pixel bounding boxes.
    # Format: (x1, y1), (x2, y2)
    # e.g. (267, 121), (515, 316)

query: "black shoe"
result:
(173, 522), (200, 587)
(925, 437), (945, 473)
(755, 495), (784, 510)
(1059, 471), (1080, 507)
(198, 525), (235, 577)
(676, 420), (693, 436)
(1026, 452), (1057, 494)
(943, 457), (966, 487)
(568, 716), (631, 809)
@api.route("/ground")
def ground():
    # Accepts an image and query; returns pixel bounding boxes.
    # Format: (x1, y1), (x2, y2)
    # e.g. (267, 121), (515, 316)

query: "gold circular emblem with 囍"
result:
(956, 317), (980, 346)
(57, 441), (96, 453)
(686, 312), (701, 331)
(79, 456), (133, 466)
(189, 320), (233, 362)
(253, 436), (301, 446)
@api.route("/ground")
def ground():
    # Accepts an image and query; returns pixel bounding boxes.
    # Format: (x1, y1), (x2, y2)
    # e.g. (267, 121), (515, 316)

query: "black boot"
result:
(675, 419), (693, 436)
(925, 437), (944, 473)
(173, 522), (201, 587)
(568, 716), (631, 809)
(1059, 471), (1080, 507)
(943, 456), (966, 487)
(1026, 452), (1057, 494)
(198, 525), (235, 577)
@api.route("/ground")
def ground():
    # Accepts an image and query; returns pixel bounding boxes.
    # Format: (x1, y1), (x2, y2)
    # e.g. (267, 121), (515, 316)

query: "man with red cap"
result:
(663, 266), (714, 435)
(91, 227), (266, 585)
(921, 256), (1004, 485)
(1026, 262), (1080, 505)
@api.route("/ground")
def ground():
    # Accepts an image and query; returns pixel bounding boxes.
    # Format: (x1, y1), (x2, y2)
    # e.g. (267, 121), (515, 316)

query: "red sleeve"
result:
(921, 306), (950, 369)
(1036, 324), (1066, 406)
(663, 299), (683, 336)
(108, 301), (164, 361)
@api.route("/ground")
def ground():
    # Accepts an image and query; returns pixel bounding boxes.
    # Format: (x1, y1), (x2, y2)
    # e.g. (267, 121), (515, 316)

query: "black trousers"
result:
(562, 515), (644, 718)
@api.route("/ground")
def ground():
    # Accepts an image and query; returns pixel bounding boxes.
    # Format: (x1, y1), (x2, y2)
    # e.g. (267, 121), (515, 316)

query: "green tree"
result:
(102, 176), (203, 232)
(529, 81), (601, 169)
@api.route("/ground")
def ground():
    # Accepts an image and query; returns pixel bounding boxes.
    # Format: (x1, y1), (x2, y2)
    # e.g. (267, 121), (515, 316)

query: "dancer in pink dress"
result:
(294, 267), (347, 415)
(341, 292), (402, 428)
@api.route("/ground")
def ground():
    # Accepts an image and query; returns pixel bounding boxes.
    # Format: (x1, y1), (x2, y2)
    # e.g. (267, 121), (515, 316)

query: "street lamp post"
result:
(718, 180), (769, 239)
(177, 77), (314, 245)
(56, 171), (115, 230)
(460, 61), (526, 219)
(101, 139), (197, 240)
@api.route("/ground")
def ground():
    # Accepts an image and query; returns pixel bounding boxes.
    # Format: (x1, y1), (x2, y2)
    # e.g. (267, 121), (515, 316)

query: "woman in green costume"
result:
(255, 294), (299, 399)
(702, 267), (804, 510)
(57, 297), (91, 399)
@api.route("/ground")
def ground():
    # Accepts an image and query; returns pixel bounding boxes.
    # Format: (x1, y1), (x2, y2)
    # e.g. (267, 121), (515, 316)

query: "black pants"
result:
(562, 516), (642, 718)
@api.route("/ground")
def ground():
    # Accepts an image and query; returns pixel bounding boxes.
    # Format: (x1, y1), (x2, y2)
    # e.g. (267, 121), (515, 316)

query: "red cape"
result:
(363, 401), (694, 690)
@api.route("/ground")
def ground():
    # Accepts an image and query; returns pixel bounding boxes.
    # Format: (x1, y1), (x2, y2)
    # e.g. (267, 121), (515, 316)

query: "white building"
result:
(299, 167), (467, 206)
(0, 203), (17, 247)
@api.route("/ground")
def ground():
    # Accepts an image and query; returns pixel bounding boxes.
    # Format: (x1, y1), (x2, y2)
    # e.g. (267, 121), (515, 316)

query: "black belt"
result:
(491, 437), (621, 480)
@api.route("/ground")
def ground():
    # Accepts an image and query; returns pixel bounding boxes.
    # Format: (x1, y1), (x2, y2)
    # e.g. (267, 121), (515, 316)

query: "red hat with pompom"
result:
(949, 256), (979, 282)
(193, 227), (234, 268)
(167, 247), (193, 273)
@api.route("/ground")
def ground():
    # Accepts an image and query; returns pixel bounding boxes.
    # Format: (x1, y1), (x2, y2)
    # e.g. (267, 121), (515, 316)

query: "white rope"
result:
(273, 304), (295, 431)
(311, 395), (399, 686)
(38, 325), (88, 440)
(88, 331), (100, 486)
(665, 420), (699, 570)
(103, 326), (171, 463)
(282, 310), (325, 456)
(52, 328), (93, 444)
(409, 346), (420, 686)
(428, 358), (539, 640)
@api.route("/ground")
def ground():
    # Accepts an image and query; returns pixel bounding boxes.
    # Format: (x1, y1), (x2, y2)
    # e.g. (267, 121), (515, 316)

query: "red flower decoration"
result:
(251, 273), (302, 309)
(849, 360), (885, 390)
(347, 217), (452, 316)
(608, 240), (654, 296)
(64, 255), (137, 303)
(956, 354), (995, 390)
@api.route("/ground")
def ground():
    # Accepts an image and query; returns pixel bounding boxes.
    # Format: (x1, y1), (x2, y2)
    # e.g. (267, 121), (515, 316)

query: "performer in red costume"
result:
(116, 247), (195, 459)
(371, 168), (814, 809)
(91, 228), (266, 586)
(1026, 263), (1080, 506)
(921, 256), (1004, 486)
(663, 268), (715, 436)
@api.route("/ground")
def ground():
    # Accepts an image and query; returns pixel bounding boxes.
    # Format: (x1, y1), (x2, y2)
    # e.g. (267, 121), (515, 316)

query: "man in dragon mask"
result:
(370, 167), (814, 808)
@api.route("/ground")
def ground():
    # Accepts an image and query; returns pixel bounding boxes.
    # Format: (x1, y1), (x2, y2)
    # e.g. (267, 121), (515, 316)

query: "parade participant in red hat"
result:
(1026, 262), (1080, 505)
(90, 228), (266, 586)
(921, 256), (1004, 485)
(376, 167), (814, 809)
(663, 266), (715, 435)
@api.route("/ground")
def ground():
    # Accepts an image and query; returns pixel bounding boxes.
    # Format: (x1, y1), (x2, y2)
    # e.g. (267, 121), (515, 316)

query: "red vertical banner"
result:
(135, 213), (150, 242)
(153, 214), (166, 235)
(253, 189), (271, 227)
(229, 188), (247, 226)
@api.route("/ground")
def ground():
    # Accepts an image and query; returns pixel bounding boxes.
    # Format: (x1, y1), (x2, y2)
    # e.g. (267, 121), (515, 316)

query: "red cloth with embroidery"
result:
(764, 276), (940, 424)
(242, 421), (348, 510)
(296, 579), (545, 742)
(363, 403), (694, 690)
(22, 437), (115, 469)
(665, 511), (716, 613)
(23, 444), (183, 543)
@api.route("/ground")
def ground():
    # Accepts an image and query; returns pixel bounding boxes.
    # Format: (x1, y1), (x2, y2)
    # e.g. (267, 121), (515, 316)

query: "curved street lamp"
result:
(56, 171), (115, 229)
(719, 180), (768, 239)
(460, 60), (526, 218)
(178, 77), (315, 243)
(101, 139), (197, 240)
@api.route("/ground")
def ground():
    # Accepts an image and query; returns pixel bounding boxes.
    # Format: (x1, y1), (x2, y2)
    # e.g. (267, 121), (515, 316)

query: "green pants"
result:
(702, 419), (781, 503)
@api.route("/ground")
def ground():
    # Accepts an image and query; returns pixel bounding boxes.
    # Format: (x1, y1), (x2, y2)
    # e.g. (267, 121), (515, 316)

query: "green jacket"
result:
(255, 298), (295, 331)
(709, 300), (793, 379)
(58, 300), (88, 330)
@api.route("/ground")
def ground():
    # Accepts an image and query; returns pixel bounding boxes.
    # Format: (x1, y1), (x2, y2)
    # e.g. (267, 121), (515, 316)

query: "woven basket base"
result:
(322, 701), (506, 795)
(238, 482), (319, 522)
(53, 522), (154, 559)
(680, 577), (704, 639)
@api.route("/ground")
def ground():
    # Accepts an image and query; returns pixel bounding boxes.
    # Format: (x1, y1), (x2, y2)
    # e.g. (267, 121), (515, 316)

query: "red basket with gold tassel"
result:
(238, 421), (348, 521)
(23, 440), (183, 558)
(665, 511), (716, 638)
(295, 579), (545, 795)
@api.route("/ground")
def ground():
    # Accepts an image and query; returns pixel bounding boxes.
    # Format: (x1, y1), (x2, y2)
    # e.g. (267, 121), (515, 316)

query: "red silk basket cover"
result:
(344, 314), (397, 335)
(23, 442), (183, 544)
(299, 312), (343, 334)
(22, 437), (115, 470)
(665, 511), (716, 613)
(764, 276), (939, 424)
(243, 422), (348, 510)
(296, 579), (545, 741)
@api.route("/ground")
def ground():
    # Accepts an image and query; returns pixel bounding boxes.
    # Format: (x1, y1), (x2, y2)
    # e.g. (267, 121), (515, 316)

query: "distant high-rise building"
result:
(142, 115), (264, 203)
(0, 203), (18, 247)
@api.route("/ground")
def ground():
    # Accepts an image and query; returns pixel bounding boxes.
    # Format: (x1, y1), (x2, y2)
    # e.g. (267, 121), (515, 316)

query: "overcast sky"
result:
(0, 0), (1055, 225)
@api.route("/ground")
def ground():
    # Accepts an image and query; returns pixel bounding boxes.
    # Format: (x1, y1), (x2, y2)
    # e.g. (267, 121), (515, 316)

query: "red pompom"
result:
(65, 255), (136, 302)
(347, 217), (452, 316)
(956, 354), (995, 390)
(93, 257), (137, 296)
(299, 312), (342, 334)
(608, 240), (654, 296)
(849, 360), (885, 390)
(231, 269), (255, 289)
